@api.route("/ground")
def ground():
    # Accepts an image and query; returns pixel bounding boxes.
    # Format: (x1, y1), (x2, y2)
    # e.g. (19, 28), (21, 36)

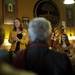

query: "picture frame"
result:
(2, 0), (17, 25)
(22, 17), (29, 29)
(66, 5), (74, 27)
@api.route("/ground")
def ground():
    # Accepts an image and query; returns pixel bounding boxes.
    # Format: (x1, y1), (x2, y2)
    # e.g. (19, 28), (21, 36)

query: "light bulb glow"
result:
(3, 39), (11, 46)
(64, 0), (75, 4)
(68, 36), (75, 40)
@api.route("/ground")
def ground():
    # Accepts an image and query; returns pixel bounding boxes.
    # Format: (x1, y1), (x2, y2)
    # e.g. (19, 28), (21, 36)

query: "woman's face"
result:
(14, 19), (20, 28)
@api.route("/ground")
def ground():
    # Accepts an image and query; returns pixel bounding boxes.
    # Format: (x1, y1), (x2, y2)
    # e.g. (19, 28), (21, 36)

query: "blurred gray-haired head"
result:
(28, 17), (52, 42)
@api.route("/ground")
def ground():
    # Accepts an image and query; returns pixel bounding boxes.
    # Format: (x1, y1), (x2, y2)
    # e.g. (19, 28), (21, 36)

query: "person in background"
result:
(13, 17), (74, 75)
(59, 26), (70, 55)
(0, 27), (10, 74)
(9, 18), (29, 53)
(0, 27), (9, 63)
(0, 23), (36, 75)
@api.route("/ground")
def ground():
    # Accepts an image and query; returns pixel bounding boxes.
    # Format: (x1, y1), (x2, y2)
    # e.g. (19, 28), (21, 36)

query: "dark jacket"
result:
(13, 41), (74, 75)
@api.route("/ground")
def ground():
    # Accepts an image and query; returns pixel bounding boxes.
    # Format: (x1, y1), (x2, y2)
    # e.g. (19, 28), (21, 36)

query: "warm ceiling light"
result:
(64, 0), (75, 4)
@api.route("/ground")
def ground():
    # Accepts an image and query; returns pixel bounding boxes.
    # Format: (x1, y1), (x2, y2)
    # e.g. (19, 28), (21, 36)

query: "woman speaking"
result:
(9, 18), (29, 53)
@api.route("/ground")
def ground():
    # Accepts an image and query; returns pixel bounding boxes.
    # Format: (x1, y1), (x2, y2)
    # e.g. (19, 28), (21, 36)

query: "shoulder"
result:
(48, 49), (70, 62)
(48, 50), (73, 75)
(22, 29), (28, 32)
(22, 29), (28, 36)
(47, 50), (72, 70)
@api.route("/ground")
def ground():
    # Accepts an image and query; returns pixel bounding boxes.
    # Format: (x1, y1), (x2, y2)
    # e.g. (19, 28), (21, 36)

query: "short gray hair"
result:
(28, 17), (52, 42)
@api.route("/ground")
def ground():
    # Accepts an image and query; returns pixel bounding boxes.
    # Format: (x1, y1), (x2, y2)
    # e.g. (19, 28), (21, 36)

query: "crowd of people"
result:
(0, 17), (74, 75)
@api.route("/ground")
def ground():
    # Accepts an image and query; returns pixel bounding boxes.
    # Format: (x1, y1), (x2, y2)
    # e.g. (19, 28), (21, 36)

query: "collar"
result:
(29, 41), (49, 48)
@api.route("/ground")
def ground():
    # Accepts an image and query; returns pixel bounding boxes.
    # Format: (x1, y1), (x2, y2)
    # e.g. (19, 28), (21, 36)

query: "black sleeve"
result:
(64, 54), (74, 75)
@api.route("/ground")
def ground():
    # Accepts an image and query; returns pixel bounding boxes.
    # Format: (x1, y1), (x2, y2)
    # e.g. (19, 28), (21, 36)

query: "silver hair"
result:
(28, 17), (52, 42)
